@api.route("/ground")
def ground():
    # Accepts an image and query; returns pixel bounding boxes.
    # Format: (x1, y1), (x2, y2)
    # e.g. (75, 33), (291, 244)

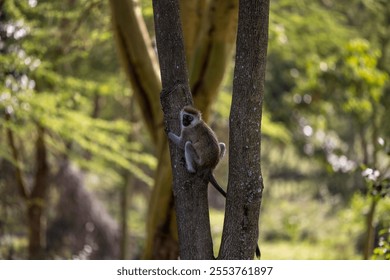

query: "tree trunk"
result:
(179, 0), (239, 117)
(7, 121), (49, 259)
(109, 0), (162, 144)
(109, 0), (179, 259)
(28, 126), (49, 259)
(144, 143), (179, 259)
(152, 0), (214, 259)
(363, 196), (378, 259)
(189, 0), (238, 118)
(5, 113), (28, 200)
(179, 0), (208, 66)
(219, 0), (269, 259)
(120, 174), (130, 260)
(27, 204), (45, 259)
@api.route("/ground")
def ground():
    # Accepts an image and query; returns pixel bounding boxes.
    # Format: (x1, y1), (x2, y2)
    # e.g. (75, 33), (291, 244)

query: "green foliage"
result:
(339, 193), (390, 258)
(262, 113), (291, 144)
(266, 0), (353, 125)
(292, 37), (389, 180)
(1, 0), (157, 260)
(0, 0), (156, 186)
(373, 228), (390, 260)
(140, 0), (154, 18)
(308, 39), (388, 124)
(215, 69), (291, 144)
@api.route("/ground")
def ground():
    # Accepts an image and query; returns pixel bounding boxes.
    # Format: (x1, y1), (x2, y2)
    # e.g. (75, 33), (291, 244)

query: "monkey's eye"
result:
(182, 114), (194, 127)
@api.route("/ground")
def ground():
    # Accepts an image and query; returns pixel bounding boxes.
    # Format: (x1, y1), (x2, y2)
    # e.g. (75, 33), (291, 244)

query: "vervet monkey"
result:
(168, 105), (260, 258)
(168, 105), (226, 196)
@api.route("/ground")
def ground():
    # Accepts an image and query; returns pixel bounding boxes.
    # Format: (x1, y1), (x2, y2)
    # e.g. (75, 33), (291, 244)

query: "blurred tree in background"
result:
(0, 0), (389, 260)
(0, 0), (155, 259)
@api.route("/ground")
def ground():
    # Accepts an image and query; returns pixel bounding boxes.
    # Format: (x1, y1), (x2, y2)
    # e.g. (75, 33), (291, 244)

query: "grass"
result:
(209, 206), (361, 260)
(260, 241), (360, 260)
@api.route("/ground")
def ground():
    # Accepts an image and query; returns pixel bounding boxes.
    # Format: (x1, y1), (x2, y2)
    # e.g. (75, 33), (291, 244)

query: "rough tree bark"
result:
(152, 0), (214, 259)
(219, 0), (269, 259)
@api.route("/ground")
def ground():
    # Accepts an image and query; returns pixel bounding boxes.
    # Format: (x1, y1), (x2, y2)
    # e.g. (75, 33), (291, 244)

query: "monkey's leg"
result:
(184, 141), (199, 173)
(219, 143), (226, 159)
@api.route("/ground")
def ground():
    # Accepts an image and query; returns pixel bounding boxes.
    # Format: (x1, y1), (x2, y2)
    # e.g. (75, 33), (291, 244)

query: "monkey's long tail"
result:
(208, 173), (261, 259)
(255, 246), (261, 258)
(209, 173), (227, 198)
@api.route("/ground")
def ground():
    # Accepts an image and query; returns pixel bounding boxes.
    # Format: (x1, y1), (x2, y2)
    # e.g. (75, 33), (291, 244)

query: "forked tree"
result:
(152, 0), (269, 259)
(110, 0), (240, 258)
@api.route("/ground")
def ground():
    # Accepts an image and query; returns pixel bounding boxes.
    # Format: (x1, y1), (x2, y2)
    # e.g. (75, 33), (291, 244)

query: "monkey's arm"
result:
(168, 132), (184, 148)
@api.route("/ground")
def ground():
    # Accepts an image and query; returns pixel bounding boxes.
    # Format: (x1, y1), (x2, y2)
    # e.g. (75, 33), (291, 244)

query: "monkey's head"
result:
(180, 105), (201, 128)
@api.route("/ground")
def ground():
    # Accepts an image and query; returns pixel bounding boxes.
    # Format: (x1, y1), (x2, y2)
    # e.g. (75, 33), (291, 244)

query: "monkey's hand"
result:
(168, 132), (181, 147)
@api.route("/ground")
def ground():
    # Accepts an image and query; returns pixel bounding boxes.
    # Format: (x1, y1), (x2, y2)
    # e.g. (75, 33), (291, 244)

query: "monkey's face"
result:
(182, 113), (194, 127)
(180, 106), (201, 128)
